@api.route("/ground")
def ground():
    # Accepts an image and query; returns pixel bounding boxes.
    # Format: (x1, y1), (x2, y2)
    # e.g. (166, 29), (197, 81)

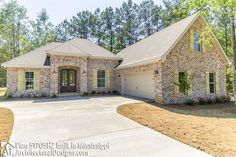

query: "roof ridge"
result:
(68, 40), (91, 55)
(117, 13), (199, 55)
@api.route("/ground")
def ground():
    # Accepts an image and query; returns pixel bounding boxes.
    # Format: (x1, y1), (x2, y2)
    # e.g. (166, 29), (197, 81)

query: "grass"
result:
(117, 102), (236, 157)
(0, 88), (6, 97)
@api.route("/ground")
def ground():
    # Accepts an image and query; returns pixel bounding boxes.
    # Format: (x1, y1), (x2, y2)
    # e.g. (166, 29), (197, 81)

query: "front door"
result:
(60, 69), (76, 92)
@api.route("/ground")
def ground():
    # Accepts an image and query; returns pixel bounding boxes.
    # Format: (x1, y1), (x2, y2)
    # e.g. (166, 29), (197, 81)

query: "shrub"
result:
(184, 99), (195, 106)
(112, 90), (120, 94)
(224, 95), (231, 103)
(27, 93), (32, 98)
(91, 91), (96, 94)
(101, 91), (106, 95)
(198, 97), (207, 105)
(83, 92), (88, 96)
(51, 93), (58, 98)
(40, 92), (48, 97)
(217, 95), (231, 104)
(97, 91), (101, 94)
(215, 96), (221, 103)
(5, 92), (13, 98)
(206, 97), (214, 104)
(107, 91), (112, 94)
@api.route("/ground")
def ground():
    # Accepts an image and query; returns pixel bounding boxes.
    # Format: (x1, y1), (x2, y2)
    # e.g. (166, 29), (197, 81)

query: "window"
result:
(194, 32), (201, 52)
(25, 72), (34, 90)
(179, 72), (186, 94)
(209, 73), (215, 94)
(97, 70), (105, 88)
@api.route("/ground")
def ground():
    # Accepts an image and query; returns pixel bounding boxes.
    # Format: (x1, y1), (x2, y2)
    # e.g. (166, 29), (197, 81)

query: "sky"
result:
(17, 0), (162, 25)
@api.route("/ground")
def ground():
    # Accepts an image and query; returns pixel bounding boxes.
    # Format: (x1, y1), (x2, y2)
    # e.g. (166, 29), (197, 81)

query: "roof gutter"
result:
(1, 64), (50, 69)
(115, 56), (160, 70)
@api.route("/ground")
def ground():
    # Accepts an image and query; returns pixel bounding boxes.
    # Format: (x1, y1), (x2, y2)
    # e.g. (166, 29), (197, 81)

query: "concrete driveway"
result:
(0, 96), (212, 157)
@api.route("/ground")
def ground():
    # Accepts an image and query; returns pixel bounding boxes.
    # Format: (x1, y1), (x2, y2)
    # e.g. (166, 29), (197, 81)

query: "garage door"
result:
(123, 73), (155, 99)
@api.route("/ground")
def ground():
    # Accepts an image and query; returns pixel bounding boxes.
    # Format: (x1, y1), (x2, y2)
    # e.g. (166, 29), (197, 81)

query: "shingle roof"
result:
(116, 13), (200, 69)
(48, 38), (121, 59)
(2, 39), (121, 68)
(1, 43), (61, 68)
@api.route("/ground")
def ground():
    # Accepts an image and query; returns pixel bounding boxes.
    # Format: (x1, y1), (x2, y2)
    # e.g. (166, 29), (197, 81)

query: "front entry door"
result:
(60, 69), (76, 92)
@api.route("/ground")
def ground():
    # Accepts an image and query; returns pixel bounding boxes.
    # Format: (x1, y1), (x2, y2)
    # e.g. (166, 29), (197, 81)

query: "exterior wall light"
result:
(82, 70), (86, 75)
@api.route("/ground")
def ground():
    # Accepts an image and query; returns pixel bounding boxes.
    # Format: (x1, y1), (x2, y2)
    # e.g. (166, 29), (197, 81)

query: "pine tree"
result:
(31, 9), (56, 47)
(101, 7), (115, 52)
(55, 19), (71, 42)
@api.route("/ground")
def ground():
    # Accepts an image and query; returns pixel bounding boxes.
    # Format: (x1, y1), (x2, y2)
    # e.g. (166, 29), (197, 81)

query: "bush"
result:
(112, 90), (119, 94)
(40, 92), (48, 97)
(206, 97), (214, 104)
(4, 92), (13, 98)
(97, 91), (101, 94)
(184, 99), (195, 106)
(107, 91), (112, 94)
(216, 95), (231, 104)
(198, 97), (207, 105)
(91, 91), (96, 94)
(83, 92), (88, 96)
(51, 93), (58, 98)
(224, 95), (231, 103)
(101, 91), (106, 95)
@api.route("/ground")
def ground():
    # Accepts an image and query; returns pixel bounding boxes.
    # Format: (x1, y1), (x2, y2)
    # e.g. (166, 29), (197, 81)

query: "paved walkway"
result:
(0, 96), (212, 157)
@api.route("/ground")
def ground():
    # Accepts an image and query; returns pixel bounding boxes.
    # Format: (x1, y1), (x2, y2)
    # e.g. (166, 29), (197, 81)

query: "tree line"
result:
(0, 0), (233, 92)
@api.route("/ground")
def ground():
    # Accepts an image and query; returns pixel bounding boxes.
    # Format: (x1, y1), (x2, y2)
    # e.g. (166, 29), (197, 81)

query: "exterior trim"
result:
(2, 65), (50, 68)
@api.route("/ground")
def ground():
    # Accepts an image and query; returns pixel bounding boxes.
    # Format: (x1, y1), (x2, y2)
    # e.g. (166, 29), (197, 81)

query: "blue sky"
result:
(17, 0), (162, 25)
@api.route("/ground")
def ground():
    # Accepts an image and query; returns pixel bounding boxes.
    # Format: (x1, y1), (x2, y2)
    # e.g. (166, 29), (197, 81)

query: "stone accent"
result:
(49, 55), (118, 95)
(115, 62), (163, 99)
(115, 17), (227, 104)
(6, 67), (50, 97)
(49, 55), (88, 95)
(87, 59), (119, 93)
(161, 17), (227, 104)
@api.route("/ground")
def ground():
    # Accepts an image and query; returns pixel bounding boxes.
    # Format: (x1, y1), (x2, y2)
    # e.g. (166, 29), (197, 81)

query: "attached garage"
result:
(122, 72), (155, 99)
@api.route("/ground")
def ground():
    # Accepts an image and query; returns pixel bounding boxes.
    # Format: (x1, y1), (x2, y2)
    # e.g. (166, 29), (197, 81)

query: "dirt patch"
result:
(117, 102), (236, 157)
(0, 107), (14, 142)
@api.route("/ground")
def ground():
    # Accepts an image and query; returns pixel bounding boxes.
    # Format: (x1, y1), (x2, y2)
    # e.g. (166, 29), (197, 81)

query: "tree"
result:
(162, 0), (189, 27)
(120, 0), (140, 46)
(70, 11), (93, 39)
(91, 8), (104, 46)
(0, 0), (31, 58)
(138, 0), (155, 37)
(174, 73), (193, 105)
(31, 9), (56, 47)
(55, 19), (71, 42)
(101, 7), (115, 52)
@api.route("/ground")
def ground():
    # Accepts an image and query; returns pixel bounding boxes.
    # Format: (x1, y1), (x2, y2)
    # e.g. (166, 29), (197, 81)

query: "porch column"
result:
(50, 56), (59, 95)
(80, 58), (88, 94)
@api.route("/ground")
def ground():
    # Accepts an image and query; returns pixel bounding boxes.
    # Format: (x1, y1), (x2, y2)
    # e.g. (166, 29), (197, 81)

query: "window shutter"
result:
(190, 30), (194, 52)
(93, 69), (97, 89)
(173, 70), (179, 95)
(205, 72), (210, 95)
(105, 70), (110, 88)
(18, 70), (25, 91)
(34, 71), (40, 90)
(187, 71), (192, 96)
(215, 72), (219, 94)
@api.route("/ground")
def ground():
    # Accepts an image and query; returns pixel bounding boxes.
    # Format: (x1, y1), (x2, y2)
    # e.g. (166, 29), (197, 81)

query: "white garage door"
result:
(123, 73), (155, 99)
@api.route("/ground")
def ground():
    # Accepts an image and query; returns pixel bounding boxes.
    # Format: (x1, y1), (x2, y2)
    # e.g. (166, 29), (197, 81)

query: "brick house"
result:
(1, 13), (229, 104)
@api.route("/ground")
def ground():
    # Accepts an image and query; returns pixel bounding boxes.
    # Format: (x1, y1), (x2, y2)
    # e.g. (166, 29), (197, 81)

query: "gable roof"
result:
(2, 38), (121, 68)
(47, 38), (121, 60)
(116, 13), (229, 69)
(1, 43), (61, 68)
